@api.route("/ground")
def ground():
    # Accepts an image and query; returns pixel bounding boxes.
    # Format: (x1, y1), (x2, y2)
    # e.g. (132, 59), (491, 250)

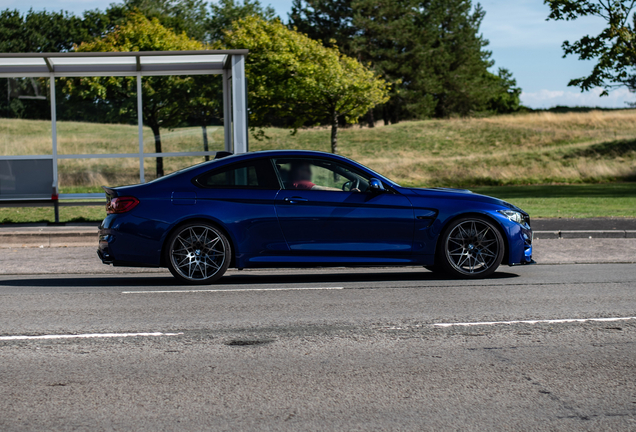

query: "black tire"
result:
(165, 222), (231, 285)
(437, 216), (504, 279)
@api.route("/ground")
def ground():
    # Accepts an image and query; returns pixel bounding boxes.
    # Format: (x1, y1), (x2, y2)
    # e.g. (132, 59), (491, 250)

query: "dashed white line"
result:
(433, 317), (636, 327)
(0, 332), (184, 341)
(122, 286), (344, 294)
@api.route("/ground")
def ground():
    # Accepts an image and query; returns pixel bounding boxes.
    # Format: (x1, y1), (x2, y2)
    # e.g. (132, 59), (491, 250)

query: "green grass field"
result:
(472, 183), (636, 218)
(1, 110), (635, 223)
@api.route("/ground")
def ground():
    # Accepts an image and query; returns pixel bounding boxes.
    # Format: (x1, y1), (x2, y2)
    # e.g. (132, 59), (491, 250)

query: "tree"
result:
(289, 0), (518, 121)
(68, 13), (204, 178)
(299, 50), (389, 154)
(0, 8), (125, 120)
(486, 68), (521, 114)
(288, 0), (356, 54)
(207, 0), (276, 42)
(217, 16), (389, 153)
(545, 0), (636, 95)
(110, 0), (209, 40)
(0, 8), (126, 53)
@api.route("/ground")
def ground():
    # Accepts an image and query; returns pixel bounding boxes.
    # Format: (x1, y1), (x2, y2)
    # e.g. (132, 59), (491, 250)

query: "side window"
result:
(195, 159), (280, 189)
(273, 158), (371, 192)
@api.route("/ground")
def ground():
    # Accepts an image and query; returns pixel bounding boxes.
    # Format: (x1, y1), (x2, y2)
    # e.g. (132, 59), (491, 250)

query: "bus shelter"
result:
(0, 50), (249, 218)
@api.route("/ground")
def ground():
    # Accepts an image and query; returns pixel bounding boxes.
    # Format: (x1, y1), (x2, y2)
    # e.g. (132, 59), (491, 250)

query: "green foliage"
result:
(289, 0), (355, 53)
(486, 68), (522, 114)
(545, 0), (636, 94)
(65, 13), (206, 177)
(217, 16), (388, 152)
(207, 0), (276, 42)
(116, 0), (209, 40)
(289, 0), (520, 122)
(0, 8), (113, 53)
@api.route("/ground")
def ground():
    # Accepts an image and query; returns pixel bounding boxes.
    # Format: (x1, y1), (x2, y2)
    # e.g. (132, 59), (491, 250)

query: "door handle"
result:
(284, 196), (308, 204)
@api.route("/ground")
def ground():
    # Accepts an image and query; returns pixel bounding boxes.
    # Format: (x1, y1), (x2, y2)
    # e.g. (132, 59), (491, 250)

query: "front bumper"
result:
(508, 223), (534, 266)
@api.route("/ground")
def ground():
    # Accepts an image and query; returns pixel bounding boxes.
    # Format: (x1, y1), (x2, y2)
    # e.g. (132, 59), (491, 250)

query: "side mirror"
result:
(369, 178), (385, 193)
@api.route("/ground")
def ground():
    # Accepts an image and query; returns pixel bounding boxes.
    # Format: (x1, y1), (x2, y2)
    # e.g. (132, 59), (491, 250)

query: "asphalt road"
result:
(1, 257), (635, 431)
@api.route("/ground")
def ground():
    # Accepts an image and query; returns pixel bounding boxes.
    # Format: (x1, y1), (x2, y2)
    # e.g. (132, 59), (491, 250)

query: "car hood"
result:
(408, 187), (527, 214)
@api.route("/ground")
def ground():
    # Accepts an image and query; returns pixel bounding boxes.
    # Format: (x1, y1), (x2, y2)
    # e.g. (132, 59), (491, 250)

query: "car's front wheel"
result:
(438, 216), (504, 278)
(165, 222), (231, 284)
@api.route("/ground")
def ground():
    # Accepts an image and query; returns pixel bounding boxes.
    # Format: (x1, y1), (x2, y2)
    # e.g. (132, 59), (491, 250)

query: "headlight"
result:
(497, 209), (524, 225)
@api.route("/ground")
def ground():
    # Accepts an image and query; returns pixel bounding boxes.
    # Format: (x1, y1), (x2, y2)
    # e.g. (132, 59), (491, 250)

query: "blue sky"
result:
(1, 0), (632, 108)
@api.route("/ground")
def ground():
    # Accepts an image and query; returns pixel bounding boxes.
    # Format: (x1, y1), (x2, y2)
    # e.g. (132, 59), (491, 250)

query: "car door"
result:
(193, 158), (289, 259)
(272, 157), (415, 257)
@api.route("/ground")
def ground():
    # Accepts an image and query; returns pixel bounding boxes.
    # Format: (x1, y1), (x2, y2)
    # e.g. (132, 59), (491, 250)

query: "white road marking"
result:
(122, 286), (344, 294)
(433, 317), (636, 327)
(0, 332), (183, 341)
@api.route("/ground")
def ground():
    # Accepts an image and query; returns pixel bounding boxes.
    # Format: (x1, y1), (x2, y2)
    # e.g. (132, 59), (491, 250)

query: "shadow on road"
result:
(219, 270), (519, 285)
(0, 269), (520, 288)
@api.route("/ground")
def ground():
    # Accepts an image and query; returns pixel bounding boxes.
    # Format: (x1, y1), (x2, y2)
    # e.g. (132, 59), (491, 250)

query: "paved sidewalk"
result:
(0, 218), (635, 248)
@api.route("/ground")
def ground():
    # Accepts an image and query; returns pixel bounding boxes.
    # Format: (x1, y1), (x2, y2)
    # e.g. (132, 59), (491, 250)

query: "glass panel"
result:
(55, 77), (139, 156)
(58, 157), (139, 193)
(202, 165), (258, 187)
(144, 125), (225, 154)
(144, 156), (208, 183)
(195, 159), (279, 189)
(274, 158), (370, 191)
(0, 77), (52, 155)
(141, 74), (225, 156)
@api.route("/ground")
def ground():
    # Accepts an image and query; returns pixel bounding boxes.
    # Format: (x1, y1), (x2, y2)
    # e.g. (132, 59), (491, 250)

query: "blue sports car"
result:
(98, 150), (534, 284)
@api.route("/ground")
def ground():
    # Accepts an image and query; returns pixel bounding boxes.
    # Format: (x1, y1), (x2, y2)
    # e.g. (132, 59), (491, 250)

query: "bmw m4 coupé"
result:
(98, 150), (534, 284)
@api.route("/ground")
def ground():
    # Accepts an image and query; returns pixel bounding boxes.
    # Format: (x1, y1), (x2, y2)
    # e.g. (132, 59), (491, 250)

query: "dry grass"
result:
(252, 110), (636, 187)
(1, 110), (636, 190)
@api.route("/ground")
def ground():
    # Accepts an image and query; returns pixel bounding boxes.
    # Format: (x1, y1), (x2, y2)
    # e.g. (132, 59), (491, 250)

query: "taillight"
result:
(107, 196), (139, 214)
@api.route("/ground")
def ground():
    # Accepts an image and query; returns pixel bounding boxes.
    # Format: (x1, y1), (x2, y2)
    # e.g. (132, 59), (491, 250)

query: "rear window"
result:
(194, 159), (280, 189)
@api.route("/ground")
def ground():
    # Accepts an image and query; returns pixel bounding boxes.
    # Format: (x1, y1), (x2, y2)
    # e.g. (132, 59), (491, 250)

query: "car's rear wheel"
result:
(438, 216), (504, 278)
(165, 222), (231, 284)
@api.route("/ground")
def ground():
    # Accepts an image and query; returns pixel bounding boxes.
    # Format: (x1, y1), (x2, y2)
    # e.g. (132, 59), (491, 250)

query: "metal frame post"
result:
(231, 55), (248, 154)
(222, 69), (232, 153)
(137, 73), (144, 183)
(50, 75), (59, 223)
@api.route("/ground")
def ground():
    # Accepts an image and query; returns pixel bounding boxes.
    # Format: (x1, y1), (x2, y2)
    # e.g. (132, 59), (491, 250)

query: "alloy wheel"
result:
(444, 219), (500, 275)
(169, 225), (227, 281)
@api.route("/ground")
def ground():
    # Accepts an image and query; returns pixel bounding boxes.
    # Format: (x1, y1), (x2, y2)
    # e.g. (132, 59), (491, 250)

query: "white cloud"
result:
(521, 87), (635, 109)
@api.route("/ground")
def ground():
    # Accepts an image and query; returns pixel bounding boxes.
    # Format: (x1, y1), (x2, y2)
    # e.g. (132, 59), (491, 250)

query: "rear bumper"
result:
(97, 214), (164, 267)
(97, 246), (113, 264)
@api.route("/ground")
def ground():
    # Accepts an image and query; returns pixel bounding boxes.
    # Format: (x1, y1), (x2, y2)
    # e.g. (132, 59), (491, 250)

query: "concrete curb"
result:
(0, 229), (97, 248)
(534, 230), (636, 239)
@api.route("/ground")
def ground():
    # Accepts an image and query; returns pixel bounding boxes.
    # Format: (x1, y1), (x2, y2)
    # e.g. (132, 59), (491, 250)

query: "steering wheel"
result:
(342, 178), (360, 192)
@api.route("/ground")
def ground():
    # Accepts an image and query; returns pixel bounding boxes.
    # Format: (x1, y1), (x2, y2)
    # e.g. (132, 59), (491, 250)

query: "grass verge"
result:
(472, 183), (636, 218)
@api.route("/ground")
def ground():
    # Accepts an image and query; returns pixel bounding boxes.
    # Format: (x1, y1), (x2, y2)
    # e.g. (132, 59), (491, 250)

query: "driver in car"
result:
(289, 162), (361, 192)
